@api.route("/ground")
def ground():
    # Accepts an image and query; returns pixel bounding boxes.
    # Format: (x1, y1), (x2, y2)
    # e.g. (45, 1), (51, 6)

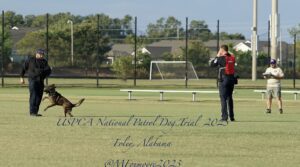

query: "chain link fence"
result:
(0, 11), (298, 87)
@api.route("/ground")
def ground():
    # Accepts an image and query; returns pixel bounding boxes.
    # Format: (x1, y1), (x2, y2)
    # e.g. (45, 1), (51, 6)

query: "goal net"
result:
(149, 61), (199, 80)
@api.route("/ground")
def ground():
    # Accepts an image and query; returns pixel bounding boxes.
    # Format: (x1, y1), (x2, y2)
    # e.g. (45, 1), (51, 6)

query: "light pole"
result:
(251, 0), (258, 81)
(67, 20), (74, 66)
(271, 0), (279, 60)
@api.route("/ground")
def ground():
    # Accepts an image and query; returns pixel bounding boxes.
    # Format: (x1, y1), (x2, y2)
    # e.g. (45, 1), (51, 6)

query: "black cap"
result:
(36, 49), (45, 55)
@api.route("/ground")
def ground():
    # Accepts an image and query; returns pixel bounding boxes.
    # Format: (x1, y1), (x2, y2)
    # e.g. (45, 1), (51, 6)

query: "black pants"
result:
(219, 76), (235, 120)
(29, 79), (44, 114)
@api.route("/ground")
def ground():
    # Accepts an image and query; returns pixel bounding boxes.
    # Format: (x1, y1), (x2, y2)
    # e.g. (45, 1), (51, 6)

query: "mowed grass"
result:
(3, 77), (300, 89)
(0, 85), (300, 167)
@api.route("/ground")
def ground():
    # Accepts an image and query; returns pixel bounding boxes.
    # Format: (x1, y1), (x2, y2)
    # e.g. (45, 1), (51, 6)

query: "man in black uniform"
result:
(210, 45), (235, 122)
(20, 49), (52, 116)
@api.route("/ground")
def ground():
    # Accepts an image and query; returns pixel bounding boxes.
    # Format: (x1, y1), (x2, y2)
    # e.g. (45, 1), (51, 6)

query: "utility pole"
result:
(251, 0), (258, 81)
(293, 34), (296, 89)
(270, 0), (279, 60)
(67, 20), (74, 66)
(267, 20), (271, 60)
(1, 10), (4, 87)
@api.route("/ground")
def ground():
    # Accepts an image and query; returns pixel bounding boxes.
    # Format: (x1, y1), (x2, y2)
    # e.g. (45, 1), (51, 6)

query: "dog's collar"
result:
(49, 92), (56, 96)
(49, 91), (61, 97)
(48, 91), (62, 103)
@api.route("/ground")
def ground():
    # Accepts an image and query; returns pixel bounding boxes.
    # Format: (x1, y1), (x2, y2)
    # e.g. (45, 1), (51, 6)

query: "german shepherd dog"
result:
(43, 84), (85, 117)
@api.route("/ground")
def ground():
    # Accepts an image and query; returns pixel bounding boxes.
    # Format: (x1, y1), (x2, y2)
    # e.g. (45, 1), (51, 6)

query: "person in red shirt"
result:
(210, 45), (236, 122)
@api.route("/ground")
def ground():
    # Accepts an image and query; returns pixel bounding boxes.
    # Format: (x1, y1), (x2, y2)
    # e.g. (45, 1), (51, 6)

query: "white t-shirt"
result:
(264, 67), (284, 87)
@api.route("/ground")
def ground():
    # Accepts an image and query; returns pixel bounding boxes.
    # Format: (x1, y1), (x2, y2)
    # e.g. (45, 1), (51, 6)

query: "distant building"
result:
(145, 46), (171, 60)
(148, 39), (244, 56)
(203, 39), (245, 55)
(106, 39), (290, 64)
(106, 44), (172, 64)
(233, 41), (252, 52)
(131, 47), (151, 56)
(233, 40), (289, 65)
(11, 26), (19, 30)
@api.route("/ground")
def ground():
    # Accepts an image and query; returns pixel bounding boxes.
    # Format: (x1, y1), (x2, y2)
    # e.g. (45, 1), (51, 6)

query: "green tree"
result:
(189, 41), (210, 67)
(135, 52), (151, 78)
(180, 41), (210, 68)
(3, 11), (24, 27)
(147, 17), (214, 41)
(165, 16), (182, 38)
(31, 15), (45, 27)
(16, 31), (44, 56)
(24, 15), (35, 27)
(288, 24), (300, 71)
(48, 30), (70, 66)
(74, 20), (111, 68)
(147, 17), (165, 39)
(189, 20), (212, 41)
(147, 16), (183, 40)
(112, 56), (133, 80)
(218, 32), (245, 40)
(16, 13), (112, 68)
(137, 52), (151, 70)
(288, 24), (300, 36)
(162, 52), (174, 61)
(84, 14), (133, 41)
(230, 49), (252, 76)
(0, 27), (13, 67)
(257, 52), (269, 67)
(122, 15), (133, 37)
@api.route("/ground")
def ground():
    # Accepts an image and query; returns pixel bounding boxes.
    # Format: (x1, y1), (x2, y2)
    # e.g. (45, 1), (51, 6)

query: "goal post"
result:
(149, 61), (199, 80)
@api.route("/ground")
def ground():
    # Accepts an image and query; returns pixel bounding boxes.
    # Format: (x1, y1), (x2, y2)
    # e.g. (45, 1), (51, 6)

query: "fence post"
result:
(216, 19), (220, 52)
(216, 19), (220, 88)
(96, 14), (100, 88)
(185, 17), (188, 88)
(45, 13), (49, 85)
(134, 16), (137, 87)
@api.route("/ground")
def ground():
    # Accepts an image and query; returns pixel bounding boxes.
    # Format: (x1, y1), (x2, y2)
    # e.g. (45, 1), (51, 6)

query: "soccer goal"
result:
(149, 61), (199, 80)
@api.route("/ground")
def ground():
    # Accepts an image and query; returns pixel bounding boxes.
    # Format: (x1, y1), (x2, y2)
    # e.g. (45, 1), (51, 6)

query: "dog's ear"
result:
(47, 84), (56, 89)
(48, 84), (55, 87)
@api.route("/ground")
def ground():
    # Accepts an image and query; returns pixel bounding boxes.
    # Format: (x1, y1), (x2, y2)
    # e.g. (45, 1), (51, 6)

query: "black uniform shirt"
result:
(210, 55), (227, 81)
(20, 56), (52, 81)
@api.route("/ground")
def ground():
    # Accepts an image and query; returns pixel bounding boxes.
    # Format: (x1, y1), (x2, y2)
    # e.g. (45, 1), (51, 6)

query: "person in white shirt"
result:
(263, 59), (284, 114)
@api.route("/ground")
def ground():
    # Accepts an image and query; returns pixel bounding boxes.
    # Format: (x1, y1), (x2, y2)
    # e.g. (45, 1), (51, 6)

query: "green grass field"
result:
(0, 79), (300, 167)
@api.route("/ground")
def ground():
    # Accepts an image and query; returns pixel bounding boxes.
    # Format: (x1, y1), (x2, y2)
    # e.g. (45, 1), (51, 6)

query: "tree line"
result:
(0, 11), (245, 70)
(1, 11), (298, 79)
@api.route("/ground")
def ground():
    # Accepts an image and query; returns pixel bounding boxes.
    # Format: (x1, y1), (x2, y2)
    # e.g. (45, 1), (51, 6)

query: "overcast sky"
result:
(1, 0), (299, 42)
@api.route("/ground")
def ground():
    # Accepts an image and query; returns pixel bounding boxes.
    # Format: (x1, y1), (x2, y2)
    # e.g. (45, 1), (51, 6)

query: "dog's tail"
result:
(73, 98), (85, 107)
